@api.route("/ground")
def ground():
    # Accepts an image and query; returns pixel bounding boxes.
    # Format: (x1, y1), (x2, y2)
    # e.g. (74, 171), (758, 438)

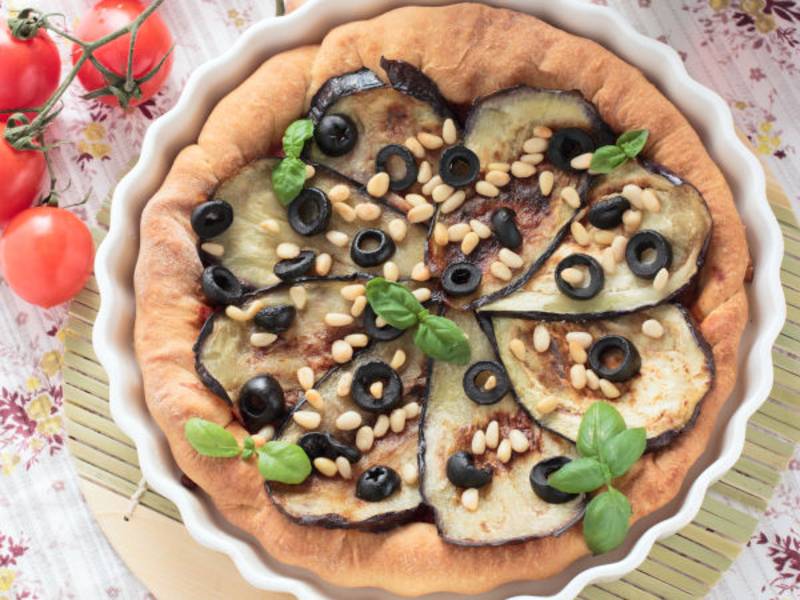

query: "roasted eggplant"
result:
(489, 303), (714, 448)
(420, 310), (585, 545)
(481, 160), (712, 317)
(266, 329), (427, 529)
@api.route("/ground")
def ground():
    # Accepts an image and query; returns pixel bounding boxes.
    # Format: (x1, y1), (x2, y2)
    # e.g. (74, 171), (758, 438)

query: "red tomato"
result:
(72, 0), (173, 107)
(0, 206), (94, 308)
(0, 122), (46, 226)
(0, 17), (61, 122)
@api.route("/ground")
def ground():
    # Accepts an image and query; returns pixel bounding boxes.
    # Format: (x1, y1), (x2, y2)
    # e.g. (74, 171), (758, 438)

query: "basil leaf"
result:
(577, 401), (626, 459)
(601, 427), (646, 478)
(413, 315), (471, 365)
(184, 418), (241, 458)
(589, 145), (628, 174)
(271, 157), (307, 206)
(257, 441), (312, 484)
(616, 129), (648, 159)
(547, 457), (607, 493)
(282, 119), (314, 158)
(241, 448), (254, 461)
(583, 488), (632, 554)
(365, 278), (423, 330)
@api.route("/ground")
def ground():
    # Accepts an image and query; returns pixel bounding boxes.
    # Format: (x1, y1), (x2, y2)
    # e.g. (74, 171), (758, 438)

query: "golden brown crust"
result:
(134, 4), (749, 595)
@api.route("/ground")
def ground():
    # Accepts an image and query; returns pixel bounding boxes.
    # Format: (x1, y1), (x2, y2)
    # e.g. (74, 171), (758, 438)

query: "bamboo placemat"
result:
(62, 167), (799, 599)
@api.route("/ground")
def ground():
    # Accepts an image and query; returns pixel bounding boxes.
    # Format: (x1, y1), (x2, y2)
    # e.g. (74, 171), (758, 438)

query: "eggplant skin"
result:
(380, 57), (455, 119)
(308, 67), (386, 124)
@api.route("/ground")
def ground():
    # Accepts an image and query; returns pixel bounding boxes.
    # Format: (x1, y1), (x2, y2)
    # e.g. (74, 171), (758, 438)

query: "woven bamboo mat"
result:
(62, 167), (799, 599)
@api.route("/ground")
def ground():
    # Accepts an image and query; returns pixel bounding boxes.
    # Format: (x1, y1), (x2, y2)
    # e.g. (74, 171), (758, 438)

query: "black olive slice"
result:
(490, 207), (523, 250)
(442, 261), (482, 297)
(351, 360), (403, 413)
(287, 188), (332, 237)
(253, 304), (296, 333)
(273, 250), (315, 281)
(446, 450), (493, 489)
(438, 145), (480, 188)
(625, 230), (673, 279)
(191, 200), (234, 240)
(201, 265), (242, 305)
(554, 254), (604, 300)
(239, 374), (284, 432)
(530, 457), (579, 504)
(322, 431), (362, 463)
(356, 465), (401, 502)
(350, 228), (396, 268)
(363, 305), (404, 342)
(587, 334), (642, 383)
(298, 431), (362, 463)
(462, 360), (510, 405)
(588, 196), (631, 230)
(376, 144), (418, 191)
(314, 114), (358, 157)
(546, 127), (595, 172)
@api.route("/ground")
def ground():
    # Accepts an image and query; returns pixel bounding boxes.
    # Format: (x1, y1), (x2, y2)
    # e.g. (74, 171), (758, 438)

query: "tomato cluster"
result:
(0, 1), (173, 308)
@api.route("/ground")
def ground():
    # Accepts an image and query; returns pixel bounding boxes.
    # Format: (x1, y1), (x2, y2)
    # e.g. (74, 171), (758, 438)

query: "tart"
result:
(134, 4), (748, 595)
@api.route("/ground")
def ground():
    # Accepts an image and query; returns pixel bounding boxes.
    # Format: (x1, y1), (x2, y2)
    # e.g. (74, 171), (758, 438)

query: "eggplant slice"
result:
(427, 87), (613, 309)
(489, 304), (714, 448)
(421, 309), (584, 545)
(481, 160), (712, 317)
(266, 328), (427, 529)
(202, 159), (426, 288)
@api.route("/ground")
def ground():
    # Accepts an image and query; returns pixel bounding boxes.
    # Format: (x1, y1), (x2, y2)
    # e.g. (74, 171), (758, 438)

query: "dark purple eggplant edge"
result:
(379, 56), (457, 120)
(308, 67), (386, 125)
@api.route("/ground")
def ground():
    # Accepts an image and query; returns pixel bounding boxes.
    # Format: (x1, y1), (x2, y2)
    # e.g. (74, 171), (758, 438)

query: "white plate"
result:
(93, 1), (786, 598)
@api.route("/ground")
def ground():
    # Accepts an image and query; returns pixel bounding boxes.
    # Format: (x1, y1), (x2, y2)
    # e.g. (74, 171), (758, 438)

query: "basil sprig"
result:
(272, 119), (314, 206)
(589, 129), (648, 174)
(365, 278), (470, 365)
(184, 418), (311, 484)
(548, 402), (646, 554)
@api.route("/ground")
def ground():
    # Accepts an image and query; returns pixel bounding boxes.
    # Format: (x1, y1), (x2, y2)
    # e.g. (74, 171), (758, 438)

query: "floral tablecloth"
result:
(0, 0), (798, 598)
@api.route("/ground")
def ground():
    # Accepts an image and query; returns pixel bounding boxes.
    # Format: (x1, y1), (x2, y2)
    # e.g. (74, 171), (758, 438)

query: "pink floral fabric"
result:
(0, 0), (796, 597)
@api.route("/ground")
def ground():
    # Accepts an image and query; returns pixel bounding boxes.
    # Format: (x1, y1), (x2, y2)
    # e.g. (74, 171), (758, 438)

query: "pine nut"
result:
(201, 242), (224, 257)
(461, 232), (480, 255)
(523, 137), (549, 154)
(488, 162), (511, 172)
(653, 268), (669, 291)
(351, 295), (368, 317)
(256, 425), (275, 443)
(290, 286), (307, 310)
(570, 152), (593, 170)
(388, 218), (408, 242)
(447, 223), (471, 242)
(412, 262), (431, 281)
(336, 456), (352, 480)
(305, 389), (324, 411)
(599, 379), (621, 398)
(509, 429), (530, 453)
(326, 230), (349, 247)
(594, 230), (615, 246)
(373, 414), (390, 438)
(470, 219), (492, 239)
(533, 125), (553, 138)
(511, 161), (536, 178)
(441, 190), (466, 214)
(408, 203), (434, 223)
(443, 118), (457, 145)
(370, 381), (384, 398)
(461, 488), (479, 511)
(412, 287), (431, 302)
(570, 364), (588, 389)
(383, 261), (400, 281)
(375, 316), (387, 328)
(332, 340), (353, 363)
(434, 222), (448, 245)
(533, 324), (550, 352)
(225, 306), (249, 322)
(276, 242), (300, 259)
(486, 170), (511, 187)
(344, 333), (368, 348)
(433, 183), (455, 203)
(622, 184), (644, 209)
(315, 253), (332, 276)
(485, 421), (500, 449)
(539, 171), (554, 196)
(356, 426), (374, 452)
(401, 462), (419, 485)
(325, 313), (354, 327)
(561, 186), (581, 209)
(641, 188), (662, 213)
(622, 209), (642, 233)
(356, 202), (381, 221)
(336, 410), (362, 431)
(472, 430), (487, 455)
(421, 175), (442, 196)
(569, 340), (588, 364)
(476, 180), (500, 197)
(484, 376), (497, 390)
(293, 410), (320, 429)
(417, 160), (433, 184)
(341, 284), (365, 301)
(642, 318), (664, 339)
(259, 218), (280, 233)
(497, 439), (512, 463)
(599, 248), (616, 275)
(586, 369), (600, 390)
(303, 164), (315, 180)
(403, 402), (420, 419)
(509, 338), (526, 361)
(329, 184), (350, 203)
(537, 396), (559, 415)
(405, 193), (428, 208)
(405, 137), (426, 159)
(499, 248), (524, 269)
(490, 261), (512, 281)
(390, 408), (407, 433)
(297, 366), (315, 390)
(566, 331), (592, 348)
(337, 372), (353, 397)
(561, 267), (585, 286)
(250, 332), (278, 347)
(570, 221), (591, 246)
(367, 172), (390, 197)
(612, 236), (628, 263)
(520, 153), (544, 165)
(313, 457), (338, 477)
(418, 131), (444, 150)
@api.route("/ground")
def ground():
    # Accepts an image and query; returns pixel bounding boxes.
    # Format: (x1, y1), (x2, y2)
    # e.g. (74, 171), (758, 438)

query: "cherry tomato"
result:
(0, 122), (46, 226)
(0, 206), (94, 308)
(72, 0), (173, 107)
(0, 17), (61, 122)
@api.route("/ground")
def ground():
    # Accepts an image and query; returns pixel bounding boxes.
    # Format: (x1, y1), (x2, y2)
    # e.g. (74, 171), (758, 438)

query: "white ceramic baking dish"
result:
(93, 1), (786, 597)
